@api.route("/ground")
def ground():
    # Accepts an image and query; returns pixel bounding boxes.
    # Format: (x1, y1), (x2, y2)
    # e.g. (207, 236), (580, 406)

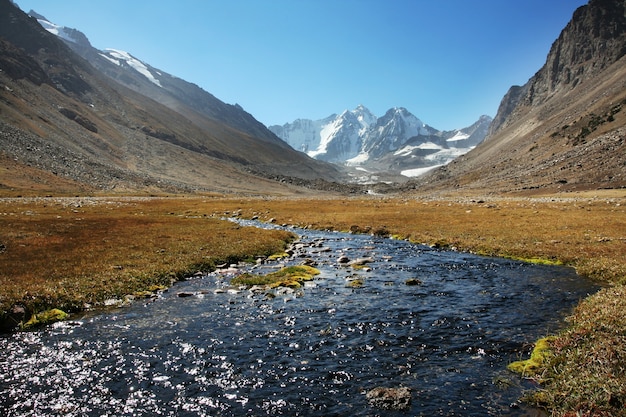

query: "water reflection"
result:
(0, 223), (598, 416)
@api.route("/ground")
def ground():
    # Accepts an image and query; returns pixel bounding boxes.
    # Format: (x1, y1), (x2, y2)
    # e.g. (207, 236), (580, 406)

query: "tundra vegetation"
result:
(0, 192), (625, 416)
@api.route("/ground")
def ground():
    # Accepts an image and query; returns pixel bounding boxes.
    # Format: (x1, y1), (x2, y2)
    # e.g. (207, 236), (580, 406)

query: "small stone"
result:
(348, 257), (374, 266)
(337, 255), (350, 264)
(176, 292), (195, 297)
(104, 298), (123, 307)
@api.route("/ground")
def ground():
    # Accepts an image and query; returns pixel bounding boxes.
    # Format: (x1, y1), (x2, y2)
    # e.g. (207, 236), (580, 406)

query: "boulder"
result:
(176, 292), (195, 297)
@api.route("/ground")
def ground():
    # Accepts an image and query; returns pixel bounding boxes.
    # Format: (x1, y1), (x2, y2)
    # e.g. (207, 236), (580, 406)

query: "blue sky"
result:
(17, 0), (587, 130)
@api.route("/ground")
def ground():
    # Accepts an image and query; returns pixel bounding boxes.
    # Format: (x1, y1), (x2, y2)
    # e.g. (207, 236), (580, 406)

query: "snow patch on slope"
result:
(401, 165), (442, 177)
(446, 131), (470, 142)
(394, 142), (442, 157)
(103, 49), (162, 87)
(346, 152), (370, 166)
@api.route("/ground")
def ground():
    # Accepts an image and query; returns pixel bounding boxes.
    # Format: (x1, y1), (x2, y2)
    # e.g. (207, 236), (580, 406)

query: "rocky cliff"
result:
(415, 0), (626, 194)
(490, 0), (626, 136)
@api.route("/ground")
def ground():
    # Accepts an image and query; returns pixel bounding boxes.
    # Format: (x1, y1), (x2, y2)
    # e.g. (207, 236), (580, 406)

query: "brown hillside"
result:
(0, 0), (343, 196)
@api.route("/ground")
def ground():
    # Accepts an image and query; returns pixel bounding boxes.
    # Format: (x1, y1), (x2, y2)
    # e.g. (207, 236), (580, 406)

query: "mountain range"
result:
(269, 106), (491, 180)
(0, 0), (624, 196)
(34, 8), (491, 185)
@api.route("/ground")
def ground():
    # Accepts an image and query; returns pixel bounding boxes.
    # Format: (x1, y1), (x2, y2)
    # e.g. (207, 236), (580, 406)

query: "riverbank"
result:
(0, 196), (295, 331)
(1, 193), (625, 416)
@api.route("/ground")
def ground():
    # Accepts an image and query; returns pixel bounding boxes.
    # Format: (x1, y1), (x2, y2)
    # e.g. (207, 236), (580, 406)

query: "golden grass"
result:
(0, 197), (294, 321)
(211, 195), (626, 284)
(1, 193), (625, 415)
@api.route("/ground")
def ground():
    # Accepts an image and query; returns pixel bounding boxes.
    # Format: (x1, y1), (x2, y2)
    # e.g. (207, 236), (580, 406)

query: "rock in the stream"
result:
(337, 255), (351, 264)
(366, 386), (412, 410)
(348, 257), (374, 267)
(177, 292), (195, 298)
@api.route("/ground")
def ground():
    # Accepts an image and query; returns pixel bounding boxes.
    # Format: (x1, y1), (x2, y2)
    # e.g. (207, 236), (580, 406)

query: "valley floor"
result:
(1, 192), (625, 416)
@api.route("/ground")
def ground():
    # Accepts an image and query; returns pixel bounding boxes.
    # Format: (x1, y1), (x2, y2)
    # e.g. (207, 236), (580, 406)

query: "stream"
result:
(0, 219), (599, 416)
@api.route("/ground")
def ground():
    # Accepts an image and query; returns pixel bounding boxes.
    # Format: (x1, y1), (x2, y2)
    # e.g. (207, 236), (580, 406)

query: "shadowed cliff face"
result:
(413, 0), (626, 194)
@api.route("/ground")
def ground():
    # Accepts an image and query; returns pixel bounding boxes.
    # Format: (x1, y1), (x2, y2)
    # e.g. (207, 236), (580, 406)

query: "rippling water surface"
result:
(0, 221), (599, 416)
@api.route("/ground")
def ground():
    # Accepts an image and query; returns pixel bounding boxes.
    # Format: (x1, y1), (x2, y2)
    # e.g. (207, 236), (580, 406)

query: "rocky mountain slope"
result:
(0, 1), (344, 195)
(413, 0), (626, 194)
(270, 106), (491, 180)
(29, 11), (285, 149)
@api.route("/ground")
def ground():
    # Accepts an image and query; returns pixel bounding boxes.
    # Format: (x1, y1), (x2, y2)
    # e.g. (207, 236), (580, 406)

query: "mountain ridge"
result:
(0, 0), (345, 195)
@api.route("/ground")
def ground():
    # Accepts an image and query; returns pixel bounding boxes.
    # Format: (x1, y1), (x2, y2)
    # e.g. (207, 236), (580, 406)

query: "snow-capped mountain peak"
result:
(29, 11), (91, 47)
(353, 104), (377, 129)
(269, 105), (378, 163)
(30, 12), (163, 88)
(270, 108), (492, 179)
(361, 107), (434, 158)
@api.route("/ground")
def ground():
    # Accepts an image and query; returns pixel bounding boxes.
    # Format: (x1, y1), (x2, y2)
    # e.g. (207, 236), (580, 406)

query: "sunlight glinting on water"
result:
(0, 221), (598, 416)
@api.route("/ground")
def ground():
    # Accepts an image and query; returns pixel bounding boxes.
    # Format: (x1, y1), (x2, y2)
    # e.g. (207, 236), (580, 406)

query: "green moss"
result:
(148, 284), (168, 292)
(270, 280), (301, 289)
(231, 265), (320, 289)
(507, 256), (563, 266)
(268, 252), (289, 260)
(347, 279), (364, 288)
(508, 336), (556, 377)
(22, 308), (69, 329)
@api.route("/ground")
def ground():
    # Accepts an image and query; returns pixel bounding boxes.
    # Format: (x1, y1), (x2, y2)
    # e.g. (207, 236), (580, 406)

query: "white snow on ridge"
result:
(104, 49), (162, 87)
(98, 53), (120, 66)
(37, 18), (79, 44)
(310, 119), (339, 158)
(446, 131), (470, 142)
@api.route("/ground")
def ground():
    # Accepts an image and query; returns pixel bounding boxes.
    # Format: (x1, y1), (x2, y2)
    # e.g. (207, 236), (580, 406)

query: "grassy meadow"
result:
(1, 192), (625, 416)
(0, 196), (295, 324)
